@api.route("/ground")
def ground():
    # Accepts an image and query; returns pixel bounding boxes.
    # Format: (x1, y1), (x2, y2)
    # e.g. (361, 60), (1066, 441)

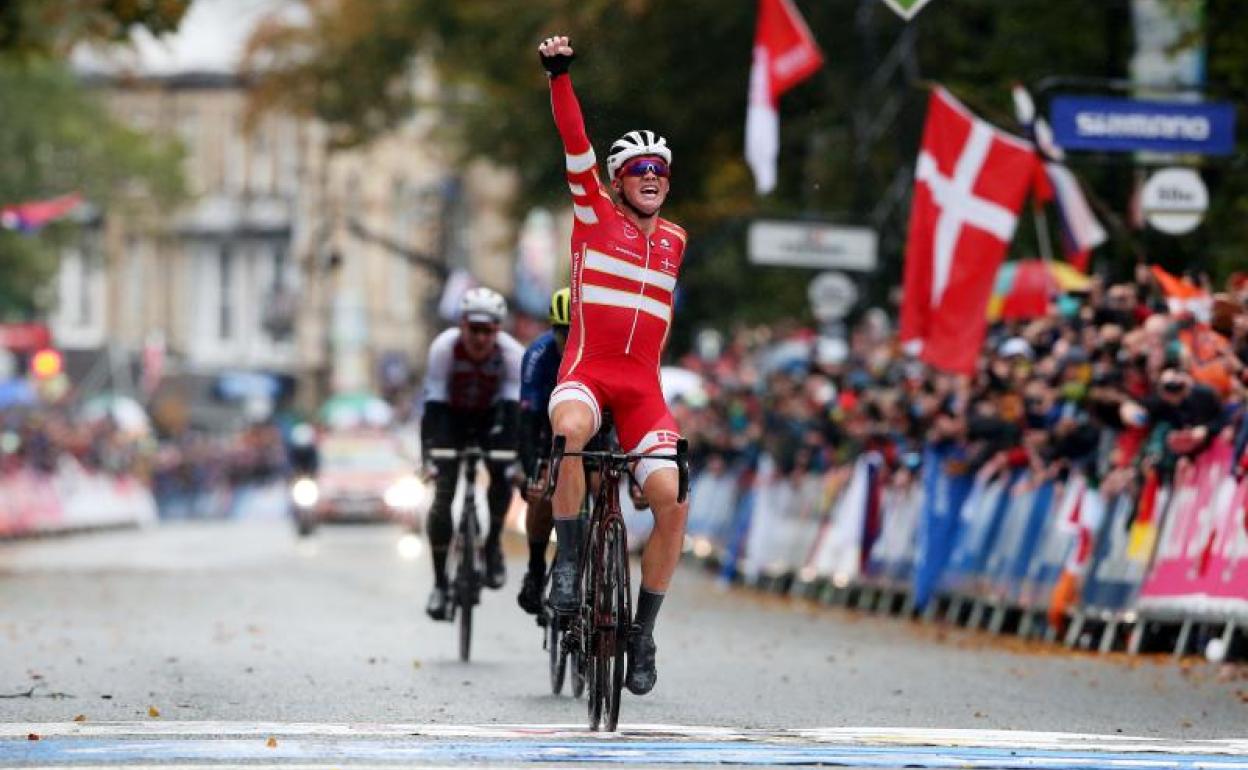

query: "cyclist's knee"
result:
(551, 403), (595, 449)
(643, 469), (687, 524)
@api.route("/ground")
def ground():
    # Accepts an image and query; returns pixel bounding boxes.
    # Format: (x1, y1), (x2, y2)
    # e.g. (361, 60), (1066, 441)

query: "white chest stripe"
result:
(582, 284), (671, 324)
(566, 149), (596, 174)
(573, 203), (599, 225)
(585, 248), (677, 292)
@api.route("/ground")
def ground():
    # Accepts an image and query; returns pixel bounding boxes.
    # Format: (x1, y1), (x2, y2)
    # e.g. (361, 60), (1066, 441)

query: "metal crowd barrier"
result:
(684, 438), (1248, 662)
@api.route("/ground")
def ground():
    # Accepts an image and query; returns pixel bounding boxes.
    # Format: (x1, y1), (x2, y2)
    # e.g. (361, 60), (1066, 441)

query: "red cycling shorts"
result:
(548, 356), (681, 487)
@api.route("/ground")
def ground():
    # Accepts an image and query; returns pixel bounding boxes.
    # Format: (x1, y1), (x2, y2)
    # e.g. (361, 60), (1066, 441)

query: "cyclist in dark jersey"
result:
(516, 288), (572, 614)
(517, 287), (620, 614)
(420, 287), (524, 621)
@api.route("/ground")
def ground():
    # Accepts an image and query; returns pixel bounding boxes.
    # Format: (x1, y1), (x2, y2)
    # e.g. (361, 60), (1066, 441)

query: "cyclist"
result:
(538, 34), (690, 696)
(420, 287), (524, 621)
(516, 288), (573, 614)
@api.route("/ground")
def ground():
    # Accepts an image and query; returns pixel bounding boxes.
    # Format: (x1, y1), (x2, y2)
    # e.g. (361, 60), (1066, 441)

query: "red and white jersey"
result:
(421, 328), (523, 412)
(549, 74), (687, 376)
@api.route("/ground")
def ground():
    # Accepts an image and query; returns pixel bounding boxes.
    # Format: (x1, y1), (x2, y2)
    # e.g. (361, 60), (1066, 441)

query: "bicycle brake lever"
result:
(544, 435), (567, 501)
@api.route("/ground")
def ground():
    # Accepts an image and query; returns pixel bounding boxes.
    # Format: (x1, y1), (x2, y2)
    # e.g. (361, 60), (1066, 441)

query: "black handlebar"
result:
(541, 434), (690, 503)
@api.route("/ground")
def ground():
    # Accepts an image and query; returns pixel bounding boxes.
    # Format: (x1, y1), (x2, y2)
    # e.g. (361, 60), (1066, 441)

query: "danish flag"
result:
(899, 88), (1040, 374)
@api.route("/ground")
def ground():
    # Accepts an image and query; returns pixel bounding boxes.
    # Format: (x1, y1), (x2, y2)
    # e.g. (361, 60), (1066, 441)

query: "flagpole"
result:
(1033, 202), (1054, 263)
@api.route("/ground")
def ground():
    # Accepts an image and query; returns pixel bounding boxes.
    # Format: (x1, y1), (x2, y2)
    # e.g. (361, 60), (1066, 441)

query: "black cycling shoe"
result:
(483, 544), (506, 590)
(517, 569), (544, 615)
(625, 624), (657, 695)
(425, 586), (451, 621)
(546, 560), (579, 614)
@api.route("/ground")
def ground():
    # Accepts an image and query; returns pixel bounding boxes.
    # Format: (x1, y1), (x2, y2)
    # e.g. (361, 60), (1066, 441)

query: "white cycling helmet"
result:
(606, 130), (671, 179)
(459, 287), (507, 324)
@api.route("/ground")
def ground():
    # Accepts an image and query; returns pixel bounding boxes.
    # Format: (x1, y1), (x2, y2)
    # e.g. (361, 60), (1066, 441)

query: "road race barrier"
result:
(684, 436), (1248, 663)
(0, 460), (157, 539)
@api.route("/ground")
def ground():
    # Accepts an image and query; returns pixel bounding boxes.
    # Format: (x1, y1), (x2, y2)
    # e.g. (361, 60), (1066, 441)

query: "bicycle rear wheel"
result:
(601, 518), (630, 731)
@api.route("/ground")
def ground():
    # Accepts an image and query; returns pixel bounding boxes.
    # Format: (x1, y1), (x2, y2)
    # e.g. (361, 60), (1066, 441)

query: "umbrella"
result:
(988, 259), (1092, 321)
(80, 394), (151, 434)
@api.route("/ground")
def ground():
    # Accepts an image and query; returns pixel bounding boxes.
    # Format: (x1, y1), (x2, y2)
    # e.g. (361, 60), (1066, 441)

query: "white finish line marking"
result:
(2, 723), (1247, 768)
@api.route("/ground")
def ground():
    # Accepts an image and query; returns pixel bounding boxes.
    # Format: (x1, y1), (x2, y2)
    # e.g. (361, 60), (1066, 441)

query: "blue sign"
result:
(1050, 95), (1236, 155)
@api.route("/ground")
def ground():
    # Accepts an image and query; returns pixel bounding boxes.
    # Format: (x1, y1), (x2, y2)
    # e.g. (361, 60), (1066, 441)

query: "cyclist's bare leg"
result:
(547, 401), (595, 609)
(639, 468), (688, 593)
(526, 497), (554, 549)
(550, 401), (595, 522)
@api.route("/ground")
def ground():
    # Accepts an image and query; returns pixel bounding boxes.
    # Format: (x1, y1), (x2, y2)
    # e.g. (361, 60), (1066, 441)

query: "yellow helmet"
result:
(549, 287), (571, 327)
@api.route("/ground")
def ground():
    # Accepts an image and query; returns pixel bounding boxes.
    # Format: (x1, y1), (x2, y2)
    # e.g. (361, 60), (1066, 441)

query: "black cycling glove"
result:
(541, 51), (574, 77)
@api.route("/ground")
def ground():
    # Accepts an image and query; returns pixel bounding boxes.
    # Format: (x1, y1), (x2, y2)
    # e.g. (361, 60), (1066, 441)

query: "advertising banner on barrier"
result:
(1049, 95), (1236, 156)
(912, 444), (974, 610)
(941, 469), (1018, 594)
(1137, 439), (1248, 619)
(866, 480), (922, 583)
(1081, 494), (1150, 612)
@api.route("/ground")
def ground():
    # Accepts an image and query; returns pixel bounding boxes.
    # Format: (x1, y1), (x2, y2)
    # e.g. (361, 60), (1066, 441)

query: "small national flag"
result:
(744, 0), (823, 195)
(1046, 164), (1107, 272)
(1, 193), (83, 232)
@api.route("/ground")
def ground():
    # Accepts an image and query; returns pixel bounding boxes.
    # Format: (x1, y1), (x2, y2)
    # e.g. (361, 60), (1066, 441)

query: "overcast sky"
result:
(71, 0), (302, 76)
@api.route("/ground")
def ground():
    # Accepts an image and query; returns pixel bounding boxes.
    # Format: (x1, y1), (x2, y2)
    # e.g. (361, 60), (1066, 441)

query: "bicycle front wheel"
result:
(548, 612), (566, 695)
(456, 536), (476, 662)
(600, 518), (630, 731)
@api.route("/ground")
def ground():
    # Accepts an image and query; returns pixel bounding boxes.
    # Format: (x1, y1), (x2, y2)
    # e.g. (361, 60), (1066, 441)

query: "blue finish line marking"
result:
(6, 739), (1248, 768)
(3, 725), (1248, 768)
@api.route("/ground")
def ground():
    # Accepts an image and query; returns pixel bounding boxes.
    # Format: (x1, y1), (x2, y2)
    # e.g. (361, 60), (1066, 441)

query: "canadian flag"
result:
(745, 0), (823, 195)
(899, 88), (1040, 374)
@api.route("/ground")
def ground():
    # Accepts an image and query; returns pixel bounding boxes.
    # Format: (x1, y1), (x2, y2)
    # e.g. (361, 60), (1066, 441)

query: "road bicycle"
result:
(427, 444), (516, 662)
(543, 435), (688, 731)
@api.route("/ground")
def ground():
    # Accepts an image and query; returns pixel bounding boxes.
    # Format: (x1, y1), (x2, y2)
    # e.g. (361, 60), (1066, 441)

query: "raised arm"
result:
(539, 35), (609, 221)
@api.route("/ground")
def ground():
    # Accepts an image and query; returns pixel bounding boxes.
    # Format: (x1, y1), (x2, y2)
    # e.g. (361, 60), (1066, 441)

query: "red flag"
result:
(0, 193), (83, 232)
(899, 89), (1039, 374)
(745, 0), (823, 194)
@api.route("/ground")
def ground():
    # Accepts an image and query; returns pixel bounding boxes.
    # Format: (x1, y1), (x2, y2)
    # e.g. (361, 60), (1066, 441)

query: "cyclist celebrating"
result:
(516, 287), (573, 615)
(420, 287), (524, 621)
(538, 34), (690, 696)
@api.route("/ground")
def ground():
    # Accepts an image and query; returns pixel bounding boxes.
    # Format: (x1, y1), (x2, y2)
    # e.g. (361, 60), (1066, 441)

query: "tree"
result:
(245, 0), (1248, 346)
(0, 0), (191, 58)
(0, 59), (186, 317)
(0, 0), (190, 318)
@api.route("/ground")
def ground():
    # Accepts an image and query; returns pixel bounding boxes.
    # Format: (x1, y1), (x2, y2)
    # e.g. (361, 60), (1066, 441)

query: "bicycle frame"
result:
(542, 435), (688, 729)
(428, 445), (517, 661)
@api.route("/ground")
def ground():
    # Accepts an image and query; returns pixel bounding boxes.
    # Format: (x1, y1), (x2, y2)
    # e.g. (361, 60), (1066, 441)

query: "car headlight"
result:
(290, 477), (320, 508)
(384, 475), (429, 510)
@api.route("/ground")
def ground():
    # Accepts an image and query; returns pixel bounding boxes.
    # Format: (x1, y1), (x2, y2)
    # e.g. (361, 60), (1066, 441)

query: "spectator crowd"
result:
(674, 264), (1248, 502)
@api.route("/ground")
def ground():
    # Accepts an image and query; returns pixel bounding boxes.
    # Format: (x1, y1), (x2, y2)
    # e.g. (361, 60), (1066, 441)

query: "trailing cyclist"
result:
(538, 34), (691, 696)
(517, 288), (573, 615)
(420, 287), (524, 621)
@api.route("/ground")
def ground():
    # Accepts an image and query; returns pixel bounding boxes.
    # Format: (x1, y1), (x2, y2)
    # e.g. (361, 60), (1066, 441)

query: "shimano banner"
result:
(1049, 95), (1236, 155)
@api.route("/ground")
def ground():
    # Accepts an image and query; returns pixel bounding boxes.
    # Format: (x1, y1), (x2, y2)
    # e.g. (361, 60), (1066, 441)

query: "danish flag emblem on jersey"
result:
(898, 88), (1040, 375)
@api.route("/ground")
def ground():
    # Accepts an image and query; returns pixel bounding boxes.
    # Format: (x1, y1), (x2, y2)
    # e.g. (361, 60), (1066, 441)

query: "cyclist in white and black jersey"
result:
(420, 287), (524, 621)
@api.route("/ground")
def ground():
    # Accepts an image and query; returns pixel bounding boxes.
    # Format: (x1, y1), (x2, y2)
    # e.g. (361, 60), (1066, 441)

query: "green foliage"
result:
(0, 59), (186, 317)
(0, 0), (191, 57)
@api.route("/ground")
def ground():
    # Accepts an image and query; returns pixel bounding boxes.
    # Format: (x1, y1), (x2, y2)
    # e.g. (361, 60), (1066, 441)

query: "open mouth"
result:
(638, 183), (661, 202)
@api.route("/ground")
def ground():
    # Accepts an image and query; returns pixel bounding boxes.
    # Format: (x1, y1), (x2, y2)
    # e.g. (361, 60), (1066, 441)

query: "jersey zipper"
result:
(624, 235), (650, 355)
